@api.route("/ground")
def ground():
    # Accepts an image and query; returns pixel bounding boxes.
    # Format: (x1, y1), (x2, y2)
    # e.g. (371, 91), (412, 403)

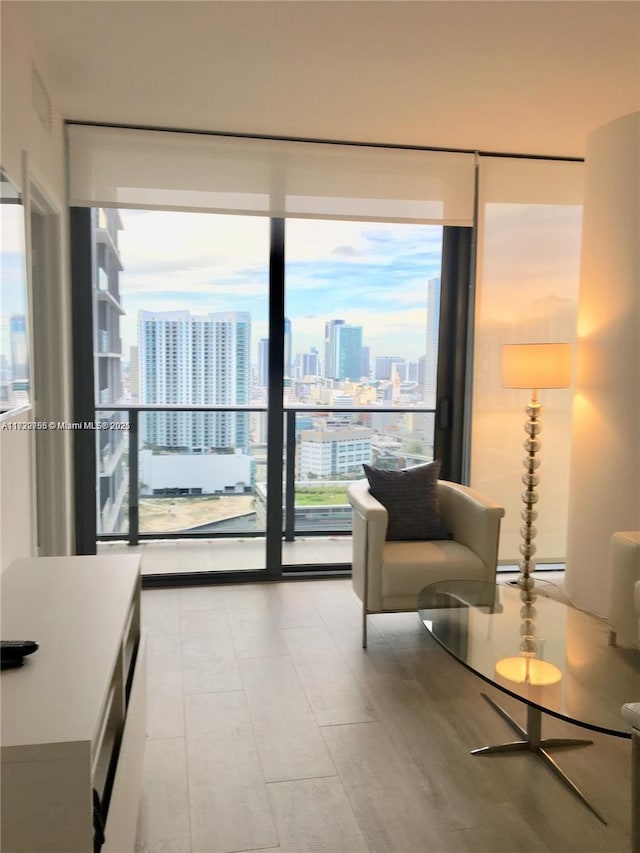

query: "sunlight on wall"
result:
(470, 158), (583, 563)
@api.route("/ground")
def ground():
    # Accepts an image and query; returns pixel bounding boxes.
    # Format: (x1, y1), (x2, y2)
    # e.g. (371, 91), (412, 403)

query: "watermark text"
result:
(1, 421), (131, 431)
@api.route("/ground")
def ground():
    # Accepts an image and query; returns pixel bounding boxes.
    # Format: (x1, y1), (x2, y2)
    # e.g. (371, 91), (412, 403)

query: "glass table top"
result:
(418, 579), (640, 738)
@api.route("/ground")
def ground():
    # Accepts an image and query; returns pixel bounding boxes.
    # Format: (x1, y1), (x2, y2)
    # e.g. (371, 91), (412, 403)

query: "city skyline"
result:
(116, 210), (443, 363)
(133, 306), (435, 386)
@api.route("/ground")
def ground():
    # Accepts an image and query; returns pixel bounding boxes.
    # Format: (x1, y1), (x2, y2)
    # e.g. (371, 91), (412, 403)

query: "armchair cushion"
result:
(381, 539), (485, 608)
(362, 461), (449, 541)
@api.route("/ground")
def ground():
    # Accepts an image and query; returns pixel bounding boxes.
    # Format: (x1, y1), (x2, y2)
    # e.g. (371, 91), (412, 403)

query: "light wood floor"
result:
(135, 578), (633, 853)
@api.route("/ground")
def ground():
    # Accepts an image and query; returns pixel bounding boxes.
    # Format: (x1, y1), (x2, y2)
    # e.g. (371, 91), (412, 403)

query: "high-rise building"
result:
(393, 360), (407, 382)
(257, 337), (269, 387)
(423, 276), (441, 445)
(374, 355), (404, 381)
(139, 309), (251, 454)
(284, 317), (292, 379)
(128, 345), (139, 401)
(334, 323), (363, 380)
(7, 315), (29, 406)
(323, 319), (344, 379)
(9, 315), (28, 384)
(418, 355), (427, 386)
(299, 426), (372, 477)
(296, 347), (320, 379)
(93, 208), (127, 534)
(360, 345), (370, 379)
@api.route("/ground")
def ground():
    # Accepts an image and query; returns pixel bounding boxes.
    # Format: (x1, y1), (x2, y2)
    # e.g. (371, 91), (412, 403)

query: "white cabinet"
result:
(1, 555), (146, 853)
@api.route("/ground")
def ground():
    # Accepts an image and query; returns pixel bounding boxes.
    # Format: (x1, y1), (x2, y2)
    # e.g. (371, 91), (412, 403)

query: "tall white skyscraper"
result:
(139, 309), (251, 453)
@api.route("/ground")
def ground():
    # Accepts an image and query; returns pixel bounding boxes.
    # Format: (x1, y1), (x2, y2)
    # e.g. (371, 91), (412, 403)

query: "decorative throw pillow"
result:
(362, 461), (450, 541)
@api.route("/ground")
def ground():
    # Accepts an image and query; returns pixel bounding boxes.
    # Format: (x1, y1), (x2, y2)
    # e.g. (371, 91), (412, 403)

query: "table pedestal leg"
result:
(471, 692), (605, 824)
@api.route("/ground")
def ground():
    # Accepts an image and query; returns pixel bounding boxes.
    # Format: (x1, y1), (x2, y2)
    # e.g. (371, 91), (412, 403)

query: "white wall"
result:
(565, 112), (640, 616)
(0, 5), (65, 198)
(0, 4), (72, 568)
(0, 408), (36, 569)
(140, 450), (252, 495)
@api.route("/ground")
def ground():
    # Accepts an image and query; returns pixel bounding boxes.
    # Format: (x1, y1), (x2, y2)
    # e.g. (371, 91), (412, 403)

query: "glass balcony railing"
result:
(94, 404), (436, 546)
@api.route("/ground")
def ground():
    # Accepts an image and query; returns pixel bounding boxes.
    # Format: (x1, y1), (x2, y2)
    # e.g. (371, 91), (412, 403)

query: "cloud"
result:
(331, 245), (360, 258)
(114, 209), (443, 361)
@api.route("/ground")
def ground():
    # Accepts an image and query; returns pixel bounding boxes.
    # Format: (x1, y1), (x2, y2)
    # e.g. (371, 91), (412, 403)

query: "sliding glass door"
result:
(73, 209), (463, 578)
(68, 123), (476, 580)
(282, 218), (444, 564)
(74, 207), (274, 575)
(114, 209), (268, 555)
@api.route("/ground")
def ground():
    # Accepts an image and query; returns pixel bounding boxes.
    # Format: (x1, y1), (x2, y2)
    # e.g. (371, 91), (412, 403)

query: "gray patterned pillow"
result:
(362, 461), (449, 541)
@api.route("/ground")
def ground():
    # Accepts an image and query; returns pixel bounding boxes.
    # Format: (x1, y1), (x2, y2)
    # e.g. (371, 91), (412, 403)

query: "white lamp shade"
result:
(502, 343), (572, 389)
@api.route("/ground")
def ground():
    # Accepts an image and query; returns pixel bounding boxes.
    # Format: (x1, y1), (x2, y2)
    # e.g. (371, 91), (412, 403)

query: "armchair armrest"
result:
(347, 479), (388, 609)
(623, 702), (640, 732)
(437, 480), (505, 579)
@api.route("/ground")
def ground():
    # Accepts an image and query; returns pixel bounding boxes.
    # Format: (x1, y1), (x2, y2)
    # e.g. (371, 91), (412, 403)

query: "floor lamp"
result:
(479, 343), (605, 825)
(502, 342), (572, 594)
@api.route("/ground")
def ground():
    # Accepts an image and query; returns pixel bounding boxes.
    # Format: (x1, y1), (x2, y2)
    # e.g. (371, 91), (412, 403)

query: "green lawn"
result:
(295, 486), (349, 506)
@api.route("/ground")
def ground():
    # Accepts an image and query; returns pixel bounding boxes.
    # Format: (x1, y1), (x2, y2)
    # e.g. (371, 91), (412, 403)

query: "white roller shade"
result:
(478, 155), (584, 205)
(67, 124), (475, 225)
(471, 154), (584, 565)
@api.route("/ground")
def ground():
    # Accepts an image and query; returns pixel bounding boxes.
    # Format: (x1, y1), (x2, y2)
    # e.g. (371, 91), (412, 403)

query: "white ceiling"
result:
(23, 0), (640, 158)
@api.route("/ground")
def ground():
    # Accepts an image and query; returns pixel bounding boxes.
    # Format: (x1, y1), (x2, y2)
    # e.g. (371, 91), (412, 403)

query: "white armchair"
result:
(608, 531), (640, 649)
(347, 478), (505, 647)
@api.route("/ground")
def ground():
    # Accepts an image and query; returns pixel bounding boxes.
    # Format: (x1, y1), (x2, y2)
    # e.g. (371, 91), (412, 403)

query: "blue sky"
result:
(117, 210), (442, 363)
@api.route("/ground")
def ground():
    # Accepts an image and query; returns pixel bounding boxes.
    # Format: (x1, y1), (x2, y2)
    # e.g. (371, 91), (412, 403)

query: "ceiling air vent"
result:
(32, 66), (52, 132)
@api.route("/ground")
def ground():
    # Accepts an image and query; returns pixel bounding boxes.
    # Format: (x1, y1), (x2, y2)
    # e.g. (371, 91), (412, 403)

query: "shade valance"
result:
(477, 156), (584, 205)
(67, 124), (476, 225)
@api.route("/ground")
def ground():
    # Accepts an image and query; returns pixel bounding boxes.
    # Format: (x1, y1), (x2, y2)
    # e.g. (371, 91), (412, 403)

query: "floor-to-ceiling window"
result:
(67, 123), (478, 580)
(283, 218), (444, 554)
(94, 210), (270, 567)
(77, 207), (450, 577)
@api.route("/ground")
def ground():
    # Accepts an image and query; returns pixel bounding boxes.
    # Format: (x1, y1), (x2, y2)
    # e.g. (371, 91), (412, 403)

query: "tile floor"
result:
(134, 576), (632, 853)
